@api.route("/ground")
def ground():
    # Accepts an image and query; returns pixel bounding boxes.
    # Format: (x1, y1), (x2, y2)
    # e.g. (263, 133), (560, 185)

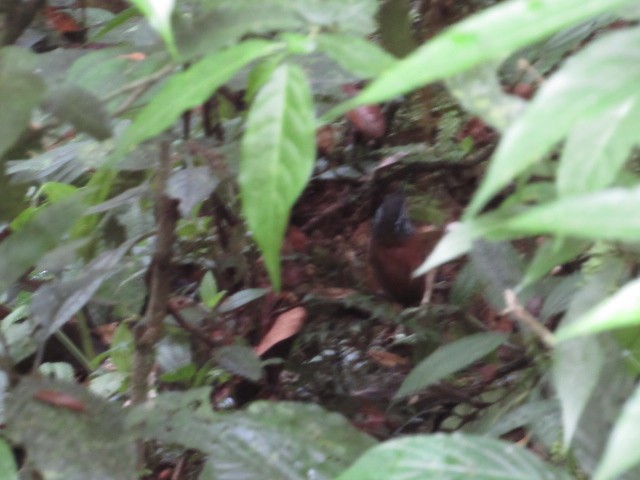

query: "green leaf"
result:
(321, 0), (632, 122)
(447, 62), (526, 131)
(468, 26), (640, 215)
(317, 33), (397, 79)
(239, 64), (315, 290)
(113, 39), (280, 163)
(0, 437), (18, 480)
(414, 222), (477, 276)
(557, 96), (640, 197)
(595, 382), (640, 480)
(552, 262), (627, 447)
(199, 271), (226, 309)
(556, 277), (640, 341)
(90, 7), (139, 41)
(38, 182), (79, 203)
(469, 240), (523, 310)
(395, 332), (507, 399)
(214, 345), (262, 382)
(110, 322), (134, 375)
(218, 288), (268, 313)
(245, 55), (285, 104)
(0, 71), (44, 158)
(43, 85), (113, 140)
(6, 377), (135, 480)
(31, 237), (138, 342)
(127, 0), (178, 57)
(0, 194), (86, 295)
(337, 433), (570, 480)
(502, 187), (640, 241)
(414, 212), (508, 276)
(128, 395), (376, 480)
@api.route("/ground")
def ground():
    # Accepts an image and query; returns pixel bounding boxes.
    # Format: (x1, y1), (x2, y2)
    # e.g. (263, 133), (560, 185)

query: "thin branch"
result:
(102, 64), (174, 103)
(503, 289), (555, 348)
(130, 141), (178, 405)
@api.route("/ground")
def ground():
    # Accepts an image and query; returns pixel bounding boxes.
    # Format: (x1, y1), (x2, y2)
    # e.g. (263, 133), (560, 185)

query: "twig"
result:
(102, 64), (174, 103)
(130, 141), (178, 405)
(503, 289), (555, 348)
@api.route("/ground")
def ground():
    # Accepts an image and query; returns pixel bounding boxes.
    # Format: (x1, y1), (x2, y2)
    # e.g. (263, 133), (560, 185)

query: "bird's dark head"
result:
(372, 192), (415, 243)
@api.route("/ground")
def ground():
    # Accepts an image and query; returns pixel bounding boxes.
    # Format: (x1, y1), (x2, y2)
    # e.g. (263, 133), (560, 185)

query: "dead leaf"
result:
(367, 349), (410, 368)
(254, 307), (307, 356)
(33, 389), (86, 412)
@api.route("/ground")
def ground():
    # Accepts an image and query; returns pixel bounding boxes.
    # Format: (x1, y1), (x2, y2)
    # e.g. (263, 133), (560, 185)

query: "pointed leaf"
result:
(395, 332), (507, 399)
(32, 237), (138, 341)
(556, 277), (640, 341)
(595, 382), (640, 480)
(128, 0), (177, 57)
(558, 96), (640, 197)
(415, 213), (506, 276)
(239, 64), (315, 289)
(552, 262), (627, 447)
(218, 288), (268, 313)
(321, 0), (632, 122)
(502, 187), (640, 241)
(199, 271), (226, 309)
(317, 33), (397, 78)
(113, 40), (279, 163)
(337, 433), (570, 480)
(469, 27), (640, 215)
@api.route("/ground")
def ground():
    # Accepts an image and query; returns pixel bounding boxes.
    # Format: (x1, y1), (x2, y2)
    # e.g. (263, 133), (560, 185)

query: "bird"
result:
(368, 192), (438, 306)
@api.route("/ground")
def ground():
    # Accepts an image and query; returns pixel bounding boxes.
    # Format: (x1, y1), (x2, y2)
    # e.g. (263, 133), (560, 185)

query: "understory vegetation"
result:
(2, 0), (640, 479)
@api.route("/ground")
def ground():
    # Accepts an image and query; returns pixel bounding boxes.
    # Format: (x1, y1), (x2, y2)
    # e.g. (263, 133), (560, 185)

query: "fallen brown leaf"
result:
(254, 306), (307, 356)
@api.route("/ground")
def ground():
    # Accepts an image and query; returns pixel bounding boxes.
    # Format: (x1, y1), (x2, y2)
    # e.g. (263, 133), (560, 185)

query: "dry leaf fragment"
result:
(254, 307), (307, 356)
(33, 389), (86, 412)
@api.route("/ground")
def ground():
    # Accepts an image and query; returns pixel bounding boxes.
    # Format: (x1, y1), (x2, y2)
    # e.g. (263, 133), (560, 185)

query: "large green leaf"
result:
(0, 194), (86, 295)
(556, 277), (640, 341)
(395, 332), (507, 399)
(337, 433), (570, 480)
(317, 33), (397, 78)
(557, 96), (640, 197)
(595, 382), (640, 480)
(321, 0), (632, 122)
(0, 72), (44, 158)
(239, 64), (315, 290)
(552, 262), (627, 448)
(113, 39), (280, 163)
(468, 26), (640, 215)
(0, 438), (17, 480)
(6, 377), (135, 480)
(128, 392), (376, 480)
(552, 272), (613, 447)
(501, 187), (640, 241)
